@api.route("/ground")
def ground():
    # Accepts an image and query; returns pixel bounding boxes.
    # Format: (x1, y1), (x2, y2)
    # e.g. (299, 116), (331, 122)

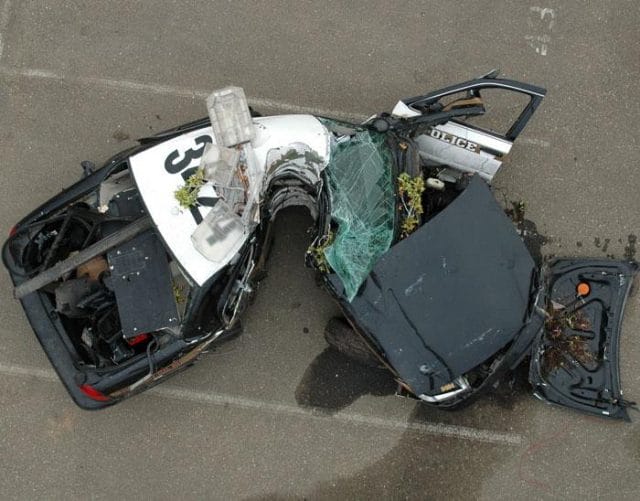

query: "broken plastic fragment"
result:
(206, 86), (255, 147)
(238, 144), (263, 228)
(201, 143), (240, 187)
(191, 200), (245, 263)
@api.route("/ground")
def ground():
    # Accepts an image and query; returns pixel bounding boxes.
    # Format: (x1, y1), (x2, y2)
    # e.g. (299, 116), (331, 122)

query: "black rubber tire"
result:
(323, 317), (380, 368)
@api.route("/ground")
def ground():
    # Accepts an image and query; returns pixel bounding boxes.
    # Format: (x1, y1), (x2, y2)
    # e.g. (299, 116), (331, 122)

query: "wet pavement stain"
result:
(503, 200), (549, 265)
(295, 347), (397, 413)
(307, 414), (506, 500)
(520, 219), (549, 266)
(482, 362), (532, 411)
(251, 341), (538, 499)
(295, 340), (533, 416)
(624, 234), (637, 261)
(594, 237), (611, 253)
(112, 129), (130, 142)
(574, 235), (634, 259)
(253, 402), (509, 500)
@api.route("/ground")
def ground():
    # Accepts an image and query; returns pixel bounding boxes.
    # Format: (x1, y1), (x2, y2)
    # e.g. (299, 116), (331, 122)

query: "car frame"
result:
(4, 73), (637, 418)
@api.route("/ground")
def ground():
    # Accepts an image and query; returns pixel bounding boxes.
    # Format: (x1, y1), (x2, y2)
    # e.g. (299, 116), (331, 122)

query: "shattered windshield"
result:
(323, 128), (395, 300)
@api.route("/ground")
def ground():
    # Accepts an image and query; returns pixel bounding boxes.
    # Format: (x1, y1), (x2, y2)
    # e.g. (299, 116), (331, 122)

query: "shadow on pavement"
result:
(294, 347), (397, 414)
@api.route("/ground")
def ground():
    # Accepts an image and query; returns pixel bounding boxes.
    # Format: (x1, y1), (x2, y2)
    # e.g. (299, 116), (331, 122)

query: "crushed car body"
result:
(3, 72), (637, 419)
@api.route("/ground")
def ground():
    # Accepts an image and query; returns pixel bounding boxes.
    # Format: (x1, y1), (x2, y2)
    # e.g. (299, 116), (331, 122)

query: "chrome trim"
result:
(419, 376), (471, 403)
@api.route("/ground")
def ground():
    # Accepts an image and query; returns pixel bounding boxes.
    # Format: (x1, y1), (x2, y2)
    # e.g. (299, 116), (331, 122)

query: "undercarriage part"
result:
(106, 230), (179, 338)
(20, 210), (95, 275)
(261, 142), (329, 274)
(14, 216), (152, 299)
(263, 142), (326, 221)
(55, 277), (104, 318)
(76, 256), (108, 281)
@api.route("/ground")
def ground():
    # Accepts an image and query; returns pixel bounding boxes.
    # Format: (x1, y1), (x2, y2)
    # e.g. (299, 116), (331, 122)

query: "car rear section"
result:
(2, 128), (223, 409)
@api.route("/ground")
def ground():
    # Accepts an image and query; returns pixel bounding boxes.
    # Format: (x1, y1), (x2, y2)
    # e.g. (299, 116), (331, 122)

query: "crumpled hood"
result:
(333, 176), (536, 395)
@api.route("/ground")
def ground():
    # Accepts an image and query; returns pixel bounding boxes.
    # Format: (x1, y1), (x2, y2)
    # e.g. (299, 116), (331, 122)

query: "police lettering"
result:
(428, 128), (478, 153)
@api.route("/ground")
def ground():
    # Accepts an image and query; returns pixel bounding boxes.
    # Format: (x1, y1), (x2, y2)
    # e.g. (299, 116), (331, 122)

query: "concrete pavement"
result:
(1, 1), (639, 499)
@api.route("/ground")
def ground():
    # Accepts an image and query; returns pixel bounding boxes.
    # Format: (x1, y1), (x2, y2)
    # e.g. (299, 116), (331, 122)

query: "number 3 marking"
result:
(164, 134), (213, 174)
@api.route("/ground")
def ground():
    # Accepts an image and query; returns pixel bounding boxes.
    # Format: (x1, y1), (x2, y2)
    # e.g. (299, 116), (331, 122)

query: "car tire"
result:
(323, 317), (380, 368)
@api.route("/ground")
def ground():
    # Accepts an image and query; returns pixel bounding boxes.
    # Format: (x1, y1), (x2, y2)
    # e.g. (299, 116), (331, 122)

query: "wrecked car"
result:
(3, 71), (637, 419)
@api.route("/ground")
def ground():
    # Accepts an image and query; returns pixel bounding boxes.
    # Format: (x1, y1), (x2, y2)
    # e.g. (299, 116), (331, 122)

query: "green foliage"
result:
(308, 231), (334, 273)
(173, 282), (186, 304)
(174, 169), (206, 209)
(397, 172), (425, 238)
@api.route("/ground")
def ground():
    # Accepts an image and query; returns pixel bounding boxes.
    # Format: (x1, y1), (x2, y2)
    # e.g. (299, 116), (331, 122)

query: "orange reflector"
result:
(576, 282), (591, 297)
